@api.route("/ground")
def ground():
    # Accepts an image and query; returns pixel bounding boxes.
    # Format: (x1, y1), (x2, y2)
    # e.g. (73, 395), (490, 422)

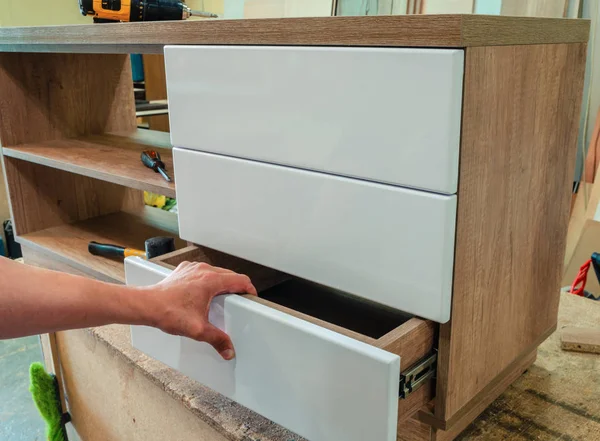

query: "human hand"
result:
(145, 261), (257, 360)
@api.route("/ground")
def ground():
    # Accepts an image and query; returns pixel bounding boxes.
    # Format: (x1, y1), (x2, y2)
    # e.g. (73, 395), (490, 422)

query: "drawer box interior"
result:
(152, 245), (437, 422)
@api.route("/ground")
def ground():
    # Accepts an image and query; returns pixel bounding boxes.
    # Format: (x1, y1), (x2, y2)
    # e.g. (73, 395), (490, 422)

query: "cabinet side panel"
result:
(437, 43), (587, 420)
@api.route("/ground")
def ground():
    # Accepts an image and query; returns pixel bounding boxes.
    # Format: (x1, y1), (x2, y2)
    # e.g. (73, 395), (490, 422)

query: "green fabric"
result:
(29, 362), (67, 441)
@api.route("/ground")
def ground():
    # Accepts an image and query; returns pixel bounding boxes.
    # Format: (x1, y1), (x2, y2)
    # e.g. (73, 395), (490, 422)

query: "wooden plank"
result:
(18, 211), (185, 283)
(2, 131), (176, 198)
(436, 43), (588, 422)
(561, 326), (600, 354)
(0, 16), (589, 53)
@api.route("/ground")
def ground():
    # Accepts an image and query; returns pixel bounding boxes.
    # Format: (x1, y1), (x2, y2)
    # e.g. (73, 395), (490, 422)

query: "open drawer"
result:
(125, 246), (436, 441)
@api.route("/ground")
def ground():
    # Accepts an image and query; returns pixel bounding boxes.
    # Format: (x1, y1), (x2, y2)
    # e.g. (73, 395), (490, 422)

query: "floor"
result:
(0, 336), (45, 441)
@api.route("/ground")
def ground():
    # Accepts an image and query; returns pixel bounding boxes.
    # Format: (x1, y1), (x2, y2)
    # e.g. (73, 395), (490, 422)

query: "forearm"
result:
(0, 257), (150, 339)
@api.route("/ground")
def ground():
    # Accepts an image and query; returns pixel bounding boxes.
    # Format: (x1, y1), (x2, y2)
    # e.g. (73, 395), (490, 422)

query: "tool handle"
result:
(88, 241), (127, 258)
(141, 150), (166, 172)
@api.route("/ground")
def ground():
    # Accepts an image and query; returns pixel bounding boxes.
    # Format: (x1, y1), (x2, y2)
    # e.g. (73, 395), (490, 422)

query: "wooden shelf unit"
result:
(19, 209), (185, 284)
(2, 130), (176, 198)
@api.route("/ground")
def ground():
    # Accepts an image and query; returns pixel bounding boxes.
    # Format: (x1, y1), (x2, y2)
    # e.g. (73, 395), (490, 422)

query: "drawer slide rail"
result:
(399, 352), (437, 399)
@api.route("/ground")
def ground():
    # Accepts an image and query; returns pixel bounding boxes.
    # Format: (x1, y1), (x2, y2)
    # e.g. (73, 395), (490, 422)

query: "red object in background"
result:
(571, 258), (592, 296)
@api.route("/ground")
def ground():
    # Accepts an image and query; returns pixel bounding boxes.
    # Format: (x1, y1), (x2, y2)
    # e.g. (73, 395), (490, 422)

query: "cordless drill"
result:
(79, 0), (218, 23)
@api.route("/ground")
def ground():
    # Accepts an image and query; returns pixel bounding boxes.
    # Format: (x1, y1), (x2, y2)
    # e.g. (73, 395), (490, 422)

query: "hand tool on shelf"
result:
(78, 0), (218, 23)
(141, 150), (172, 182)
(88, 236), (175, 260)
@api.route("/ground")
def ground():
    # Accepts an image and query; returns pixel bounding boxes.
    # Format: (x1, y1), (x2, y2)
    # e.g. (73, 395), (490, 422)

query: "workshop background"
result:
(0, 1), (599, 441)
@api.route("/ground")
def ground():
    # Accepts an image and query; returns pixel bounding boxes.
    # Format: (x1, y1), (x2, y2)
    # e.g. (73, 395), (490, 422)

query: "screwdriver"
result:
(141, 150), (171, 182)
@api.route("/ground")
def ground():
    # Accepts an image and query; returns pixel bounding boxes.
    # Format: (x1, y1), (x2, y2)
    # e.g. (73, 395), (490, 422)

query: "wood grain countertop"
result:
(80, 292), (600, 441)
(0, 15), (589, 54)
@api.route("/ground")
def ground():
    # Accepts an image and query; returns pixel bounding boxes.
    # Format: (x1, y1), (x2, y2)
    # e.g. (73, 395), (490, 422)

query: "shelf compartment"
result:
(18, 209), (186, 284)
(2, 129), (176, 198)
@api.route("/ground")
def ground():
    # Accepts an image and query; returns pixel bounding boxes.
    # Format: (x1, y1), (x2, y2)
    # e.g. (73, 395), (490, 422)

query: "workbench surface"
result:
(73, 292), (600, 441)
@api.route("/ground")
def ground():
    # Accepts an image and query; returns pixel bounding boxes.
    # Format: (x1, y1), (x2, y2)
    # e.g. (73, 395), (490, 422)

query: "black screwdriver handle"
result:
(88, 241), (126, 258)
(141, 150), (166, 172)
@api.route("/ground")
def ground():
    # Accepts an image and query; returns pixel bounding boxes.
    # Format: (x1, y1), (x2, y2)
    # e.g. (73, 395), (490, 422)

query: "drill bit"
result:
(190, 9), (219, 18)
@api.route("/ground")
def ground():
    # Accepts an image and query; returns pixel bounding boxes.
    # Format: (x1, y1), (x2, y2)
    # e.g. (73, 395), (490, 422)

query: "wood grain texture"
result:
(18, 211), (186, 283)
(2, 131), (176, 198)
(561, 326), (600, 354)
(3, 158), (138, 236)
(431, 350), (538, 441)
(143, 54), (167, 101)
(0, 53), (135, 146)
(460, 15), (588, 47)
(0, 15), (589, 54)
(0, 52), (137, 237)
(377, 318), (436, 369)
(142, 55), (170, 132)
(436, 43), (588, 421)
(56, 328), (232, 441)
(380, 319), (435, 423)
(22, 243), (94, 279)
(397, 417), (432, 441)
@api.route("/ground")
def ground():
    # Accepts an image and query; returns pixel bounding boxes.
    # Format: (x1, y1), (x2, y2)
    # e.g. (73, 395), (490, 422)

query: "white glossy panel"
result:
(174, 148), (456, 322)
(165, 45), (464, 194)
(126, 257), (400, 441)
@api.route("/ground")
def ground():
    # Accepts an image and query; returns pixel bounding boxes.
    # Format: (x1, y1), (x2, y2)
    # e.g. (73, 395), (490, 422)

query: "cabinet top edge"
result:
(0, 15), (589, 54)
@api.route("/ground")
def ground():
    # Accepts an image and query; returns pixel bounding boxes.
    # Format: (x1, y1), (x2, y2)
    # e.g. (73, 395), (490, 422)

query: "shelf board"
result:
(2, 129), (176, 198)
(18, 210), (186, 284)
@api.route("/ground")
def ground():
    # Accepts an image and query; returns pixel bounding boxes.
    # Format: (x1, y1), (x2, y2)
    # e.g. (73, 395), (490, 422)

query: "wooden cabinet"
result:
(0, 15), (589, 441)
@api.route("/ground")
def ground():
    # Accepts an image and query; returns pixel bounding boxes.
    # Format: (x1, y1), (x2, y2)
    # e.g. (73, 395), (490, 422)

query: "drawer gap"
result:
(259, 279), (414, 340)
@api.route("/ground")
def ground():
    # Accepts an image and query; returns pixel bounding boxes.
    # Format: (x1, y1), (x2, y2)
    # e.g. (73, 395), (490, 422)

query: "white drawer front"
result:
(165, 45), (464, 194)
(125, 257), (400, 441)
(174, 148), (456, 322)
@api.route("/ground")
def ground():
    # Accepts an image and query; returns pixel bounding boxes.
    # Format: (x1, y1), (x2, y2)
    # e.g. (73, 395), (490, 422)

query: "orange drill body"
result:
(90, 0), (133, 21)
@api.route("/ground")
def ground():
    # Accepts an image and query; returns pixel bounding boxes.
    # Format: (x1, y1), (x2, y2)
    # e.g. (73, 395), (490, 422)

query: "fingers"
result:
(200, 323), (235, 360)
(208, 272), (258, 296)
(176, 261), (231, 272)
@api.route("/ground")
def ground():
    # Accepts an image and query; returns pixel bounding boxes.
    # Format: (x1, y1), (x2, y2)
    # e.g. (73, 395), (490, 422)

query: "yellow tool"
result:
(79, 0), (217, 23)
